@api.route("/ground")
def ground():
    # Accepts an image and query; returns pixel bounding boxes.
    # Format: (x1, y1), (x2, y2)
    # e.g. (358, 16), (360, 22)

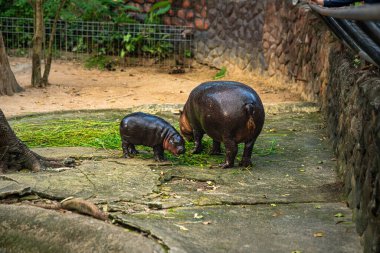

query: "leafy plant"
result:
(145, 0), (171, 24)
(84, 55), (110, 70)
(185, 49), (192, 58)
(142, 34), (173, 60)
(213, 66), (227, 80)
(72, 37), (87, 53)
(353, 57), (361, 68)
(120, 33), (144, 57)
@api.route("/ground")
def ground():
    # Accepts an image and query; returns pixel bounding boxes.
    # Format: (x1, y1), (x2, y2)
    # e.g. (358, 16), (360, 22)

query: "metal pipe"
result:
(309, 3), (380, 21)
(357, 21), (380, 46)
(336, 19), (380, 66)
(321, 16), (378, 66)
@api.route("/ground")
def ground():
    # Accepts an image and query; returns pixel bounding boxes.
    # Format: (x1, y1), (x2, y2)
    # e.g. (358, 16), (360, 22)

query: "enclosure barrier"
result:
(0, 17), (194, 69)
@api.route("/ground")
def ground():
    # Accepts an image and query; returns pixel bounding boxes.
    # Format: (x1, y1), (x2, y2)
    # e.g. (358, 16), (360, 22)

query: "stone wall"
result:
(192, 0), (339, 102)
(262, 1), (338, 102)
(323, 52), (380, 252)
(190, 0), (380, 251)
(126, 0), (209, 30)
(193, 0), (266, 73)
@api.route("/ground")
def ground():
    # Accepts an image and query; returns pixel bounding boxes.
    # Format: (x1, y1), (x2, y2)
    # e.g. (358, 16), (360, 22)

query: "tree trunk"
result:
(0, 109), (72, 173)
(31, 0), (44, 87)
(42, 0), (67, 85)
(0, 32), (24, 96)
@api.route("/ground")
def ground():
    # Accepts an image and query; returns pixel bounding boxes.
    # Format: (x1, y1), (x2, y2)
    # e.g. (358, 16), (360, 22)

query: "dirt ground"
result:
(1, 57), (301, 117)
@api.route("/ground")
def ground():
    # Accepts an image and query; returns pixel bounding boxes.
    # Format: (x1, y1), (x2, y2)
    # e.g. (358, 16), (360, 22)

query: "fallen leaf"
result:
(202, 221), (212, 225)
(194, 213), (204, 219)
(175, 224), (189, 231)
(334, 213), (345, 218)
(291, 251), (302, 253)
(313, 231), (324, 237)
(314, 205), (321, 209)
(270, 203), (277, 207)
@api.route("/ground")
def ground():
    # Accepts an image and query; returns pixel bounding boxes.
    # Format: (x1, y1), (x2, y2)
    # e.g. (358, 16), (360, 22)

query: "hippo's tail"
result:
(244, 103), (256, 132)
(245, 102), (265, 137)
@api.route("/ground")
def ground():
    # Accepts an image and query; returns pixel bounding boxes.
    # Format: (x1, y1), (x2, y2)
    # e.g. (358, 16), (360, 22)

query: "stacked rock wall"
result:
(125, 0), (209, 30)
(193, 0), (266, 73)
(193, 0), (338, 102)
(323, 53), (380, 252)
(262, 1), (338, 102)
(191, 0), (380, 251)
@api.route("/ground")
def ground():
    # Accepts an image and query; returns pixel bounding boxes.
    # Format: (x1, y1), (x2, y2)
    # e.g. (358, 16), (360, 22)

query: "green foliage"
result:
(59, 0), (120, 22)
(145, 0), (171, 24)
(0, 0), (33, 18)
(142, 34), (173, 60)
(84, 55), (111, 70)
(0, 0), (141, 22)
(185, 49), (192, 58)
(121, 33), (143, 57)
(353, 57), (361, 68)
(213, 66), (227, 80)
(11, 118), (121, 149)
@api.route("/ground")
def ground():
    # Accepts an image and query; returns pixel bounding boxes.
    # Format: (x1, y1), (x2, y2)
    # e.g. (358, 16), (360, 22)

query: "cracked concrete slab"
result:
(4, 159), (160, 202)
(0, 204), (166, 253)
(0, 108), (362, 252)
(115, 203), (360, 253)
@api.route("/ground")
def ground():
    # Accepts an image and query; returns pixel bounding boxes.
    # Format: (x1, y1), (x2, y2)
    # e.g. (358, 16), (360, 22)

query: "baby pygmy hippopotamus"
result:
(120, 112), (185, 161)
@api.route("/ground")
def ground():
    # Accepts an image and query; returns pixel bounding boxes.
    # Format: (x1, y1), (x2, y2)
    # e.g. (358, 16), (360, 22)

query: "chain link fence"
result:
(0, 17), (194, 69)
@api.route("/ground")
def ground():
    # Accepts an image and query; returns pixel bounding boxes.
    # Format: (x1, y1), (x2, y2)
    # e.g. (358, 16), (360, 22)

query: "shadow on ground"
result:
(0, 103), (361, 253)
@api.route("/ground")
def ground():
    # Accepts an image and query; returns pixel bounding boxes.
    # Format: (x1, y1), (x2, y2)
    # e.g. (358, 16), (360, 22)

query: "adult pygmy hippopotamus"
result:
(120, 112), (185, 161)
(179, 81), (265, 168)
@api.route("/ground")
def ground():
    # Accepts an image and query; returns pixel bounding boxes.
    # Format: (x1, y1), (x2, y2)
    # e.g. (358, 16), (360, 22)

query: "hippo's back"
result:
(189, 81), (262, 110)
(120, 112), (173, 147)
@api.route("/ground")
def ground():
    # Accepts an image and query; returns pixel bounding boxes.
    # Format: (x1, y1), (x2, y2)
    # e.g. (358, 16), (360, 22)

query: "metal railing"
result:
(0, 17), (194, 68)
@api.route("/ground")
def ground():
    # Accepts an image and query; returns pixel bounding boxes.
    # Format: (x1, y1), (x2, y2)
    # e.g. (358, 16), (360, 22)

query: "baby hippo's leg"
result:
(153, 145), (166, 162)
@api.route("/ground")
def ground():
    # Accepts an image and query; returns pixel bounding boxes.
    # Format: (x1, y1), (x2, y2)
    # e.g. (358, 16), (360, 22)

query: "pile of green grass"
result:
(11, 116), (277, 166)
(12, 118), (121, 149)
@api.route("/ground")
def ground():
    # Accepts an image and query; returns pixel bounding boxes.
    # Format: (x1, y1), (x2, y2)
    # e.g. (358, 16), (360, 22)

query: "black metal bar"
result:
(336, 19), (380, 66)
(309, 3), (380, 21)
(321, 16), (378, 66)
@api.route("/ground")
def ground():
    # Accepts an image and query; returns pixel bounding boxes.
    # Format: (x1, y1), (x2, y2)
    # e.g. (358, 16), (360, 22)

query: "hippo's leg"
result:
(239, 138), (256, 167)
(122, 139), (132, 158)
(153, 145), (166, 162)
(129, 144), (139, 155)
(220, 139), (237, 168)
(192, 130), (204, 154)
(209, 140), (222, 155)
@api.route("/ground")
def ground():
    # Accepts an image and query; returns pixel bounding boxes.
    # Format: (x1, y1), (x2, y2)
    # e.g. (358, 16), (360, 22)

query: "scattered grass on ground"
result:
(10, 116), (278, 167)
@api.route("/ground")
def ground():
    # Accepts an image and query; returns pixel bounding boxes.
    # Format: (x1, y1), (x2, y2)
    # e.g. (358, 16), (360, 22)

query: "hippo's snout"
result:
(177, 146), (185, 155)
